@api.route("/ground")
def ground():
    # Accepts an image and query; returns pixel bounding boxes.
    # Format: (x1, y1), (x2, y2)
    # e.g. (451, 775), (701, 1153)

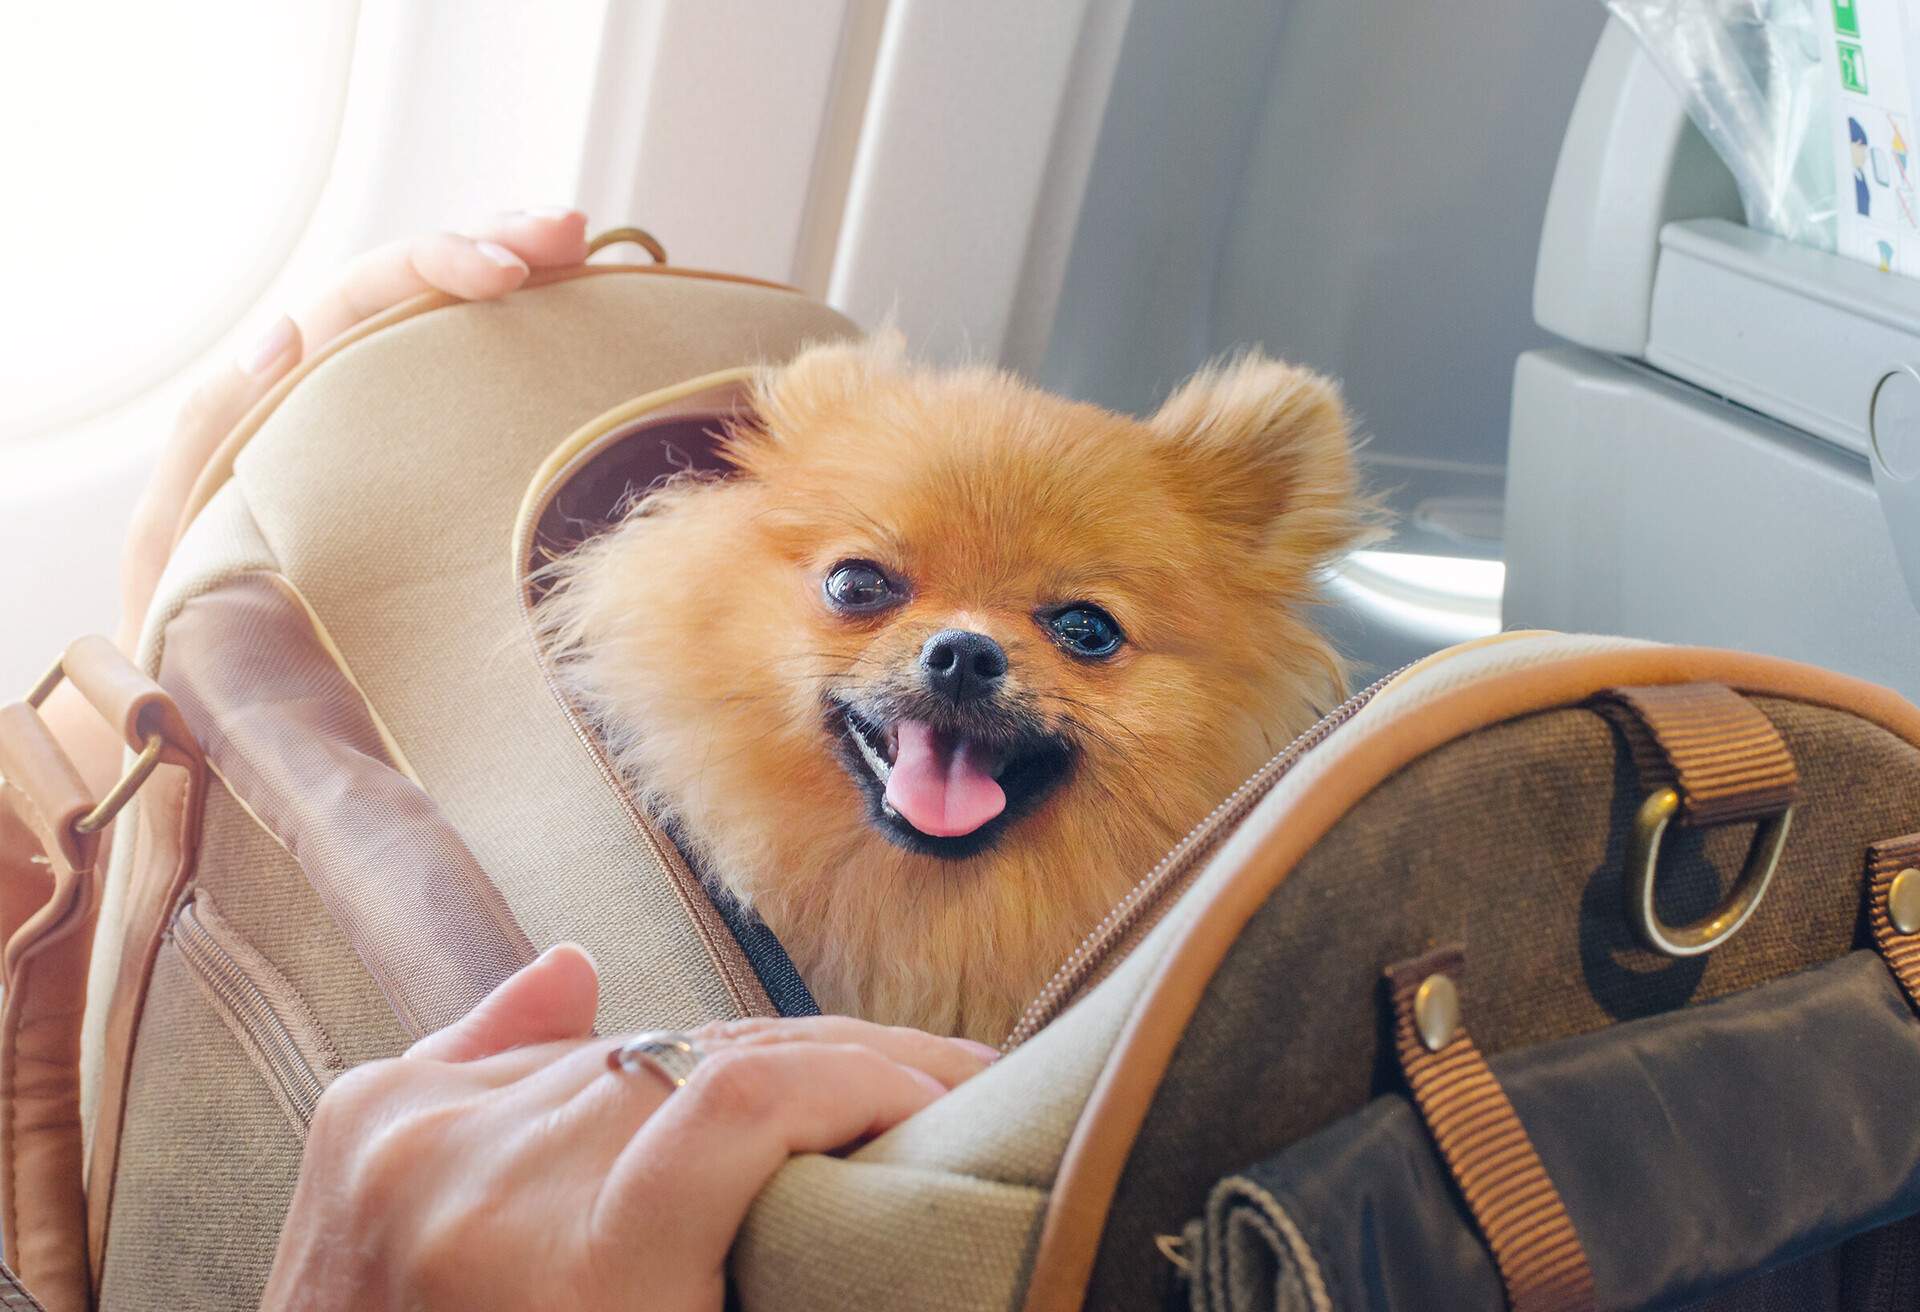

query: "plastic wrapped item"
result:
(1609, 0), (1838, 253)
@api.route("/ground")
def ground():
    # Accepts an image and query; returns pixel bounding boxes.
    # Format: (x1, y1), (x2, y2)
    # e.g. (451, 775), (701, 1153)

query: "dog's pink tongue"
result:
(884, 720), (1006, 838)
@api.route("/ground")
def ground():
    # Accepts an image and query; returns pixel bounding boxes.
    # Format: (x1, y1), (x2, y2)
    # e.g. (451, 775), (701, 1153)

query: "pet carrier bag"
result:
(4, 231), (1920, 1312)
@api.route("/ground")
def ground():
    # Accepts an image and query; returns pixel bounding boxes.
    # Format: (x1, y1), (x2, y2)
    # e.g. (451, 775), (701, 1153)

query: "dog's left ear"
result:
(1148, 353), (1378, 562)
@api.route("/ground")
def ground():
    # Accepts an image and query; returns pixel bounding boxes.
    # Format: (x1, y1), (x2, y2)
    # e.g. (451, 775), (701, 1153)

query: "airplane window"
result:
(0, 4), (356, 441)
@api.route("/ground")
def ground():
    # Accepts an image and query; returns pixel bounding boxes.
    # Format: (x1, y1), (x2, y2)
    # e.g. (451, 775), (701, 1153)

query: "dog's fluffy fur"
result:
(539, 335), (1374, 1043)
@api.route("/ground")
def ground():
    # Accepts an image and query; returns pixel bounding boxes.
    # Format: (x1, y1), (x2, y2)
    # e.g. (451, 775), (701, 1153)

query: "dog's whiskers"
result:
(1041, 692), (1149, 750)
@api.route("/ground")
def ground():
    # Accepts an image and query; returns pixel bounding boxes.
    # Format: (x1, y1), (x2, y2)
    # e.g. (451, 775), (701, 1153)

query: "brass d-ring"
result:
(1626, 788), (1792, 958)
(75, 733), (164, 834)
(21, 656), (170, 837)
(586, 226), (668, 264)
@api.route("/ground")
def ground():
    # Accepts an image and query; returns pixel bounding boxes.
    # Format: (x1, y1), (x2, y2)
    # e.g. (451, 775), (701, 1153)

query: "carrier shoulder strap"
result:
(0, 638), (204, 1312)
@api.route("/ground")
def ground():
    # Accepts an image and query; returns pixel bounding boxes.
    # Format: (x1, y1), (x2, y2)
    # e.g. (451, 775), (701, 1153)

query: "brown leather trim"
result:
(1594, 683), (1798, 825)
(1387, 947), (1595, 1312)
(172, 262), (800, 545)
(1021, 647), (1920, 1311)
(1865, 834), (1920, 1011)
(514, 377), (753, 582)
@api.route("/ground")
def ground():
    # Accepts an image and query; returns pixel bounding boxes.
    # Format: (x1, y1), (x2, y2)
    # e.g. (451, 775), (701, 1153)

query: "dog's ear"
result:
(724, 330), (908, 473)
(1148, 353), (1380, 562)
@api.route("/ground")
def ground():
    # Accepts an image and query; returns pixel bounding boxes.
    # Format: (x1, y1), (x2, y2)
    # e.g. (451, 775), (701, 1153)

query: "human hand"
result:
(261, 945), (993, 1311)
(45, 211), (591, 798)
(119, 208), (592, 645)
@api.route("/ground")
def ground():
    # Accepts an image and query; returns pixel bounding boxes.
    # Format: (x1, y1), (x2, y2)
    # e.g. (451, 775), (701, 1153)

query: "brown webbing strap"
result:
(1595, 683), (1798, 826)
(1856, 836), (1920, 1308)
(1387, 947), (1595, 1312)
(1865, 834), (1920, 1012)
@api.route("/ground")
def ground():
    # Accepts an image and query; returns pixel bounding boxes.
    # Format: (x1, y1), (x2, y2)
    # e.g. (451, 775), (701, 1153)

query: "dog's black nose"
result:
(920, 629), (1007, 704)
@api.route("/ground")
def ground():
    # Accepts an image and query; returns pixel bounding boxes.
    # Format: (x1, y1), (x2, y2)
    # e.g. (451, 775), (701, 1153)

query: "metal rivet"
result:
(1890, 869), (1920, 935)
(1414, 973), (1460, 1052)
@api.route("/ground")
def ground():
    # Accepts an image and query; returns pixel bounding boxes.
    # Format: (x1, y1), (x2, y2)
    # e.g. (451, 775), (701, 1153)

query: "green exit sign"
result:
(1834, 0), (1861, 37)
(1840, 39), (1870, 93)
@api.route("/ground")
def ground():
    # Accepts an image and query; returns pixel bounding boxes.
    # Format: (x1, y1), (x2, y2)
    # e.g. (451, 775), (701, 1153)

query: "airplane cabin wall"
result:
(8, 1), (1613, 693)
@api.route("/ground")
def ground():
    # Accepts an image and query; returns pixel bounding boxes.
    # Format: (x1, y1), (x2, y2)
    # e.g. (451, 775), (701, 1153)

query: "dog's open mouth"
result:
(833, 705), (1072, 858)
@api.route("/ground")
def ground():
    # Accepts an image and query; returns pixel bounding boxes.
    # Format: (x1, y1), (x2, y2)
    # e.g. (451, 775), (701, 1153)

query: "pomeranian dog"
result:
(540, 334), (1373, 1043)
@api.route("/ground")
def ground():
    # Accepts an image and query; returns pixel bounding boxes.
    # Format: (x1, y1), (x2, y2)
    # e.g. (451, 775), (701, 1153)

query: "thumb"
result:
(405, 943), (599, 1062)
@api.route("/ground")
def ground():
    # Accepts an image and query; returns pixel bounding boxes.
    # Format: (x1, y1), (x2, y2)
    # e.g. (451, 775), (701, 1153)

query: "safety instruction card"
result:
(1829, 0), (1920, 272)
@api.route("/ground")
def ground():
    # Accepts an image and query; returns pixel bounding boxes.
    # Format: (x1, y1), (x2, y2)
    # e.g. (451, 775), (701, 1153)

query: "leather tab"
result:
(1386, 946), (1595, 1312)
(0, 808), (51, 987)
(1595, 683), (1798, 826)
(1865, 834), (1920, 1012)
(0, 706), (95, 884)
(60, 635), (198, 767)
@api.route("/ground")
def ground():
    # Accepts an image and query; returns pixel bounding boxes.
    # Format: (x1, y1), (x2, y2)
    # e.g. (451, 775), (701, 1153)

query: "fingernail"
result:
(526, 205), (580, 221)
(540, 941), (596, 970)
(237, 315), (296, 376)
(474, 239), (528, 271)
(953, 1039), (1001, 1062)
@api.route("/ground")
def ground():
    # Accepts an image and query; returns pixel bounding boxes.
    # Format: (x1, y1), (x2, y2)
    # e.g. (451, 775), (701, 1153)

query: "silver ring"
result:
(607, 1030), (704, 1090)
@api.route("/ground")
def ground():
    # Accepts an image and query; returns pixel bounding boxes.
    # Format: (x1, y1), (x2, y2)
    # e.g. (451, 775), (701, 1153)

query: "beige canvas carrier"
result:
(6, 236), (1920, 1311)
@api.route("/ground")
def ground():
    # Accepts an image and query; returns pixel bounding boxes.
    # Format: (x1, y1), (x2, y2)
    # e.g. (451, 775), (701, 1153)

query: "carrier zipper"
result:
(1002, 664), (1411, 1050)
(173, 899), (332, 1126)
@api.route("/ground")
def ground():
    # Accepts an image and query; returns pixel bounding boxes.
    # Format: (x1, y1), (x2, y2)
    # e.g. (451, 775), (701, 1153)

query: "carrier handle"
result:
(586, 226), (668, 264)
(0, 638), (203, 1312)
(1596, 684), (1799, 958)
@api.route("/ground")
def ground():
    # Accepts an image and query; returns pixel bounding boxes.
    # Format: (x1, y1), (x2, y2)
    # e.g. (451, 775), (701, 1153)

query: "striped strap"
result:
(1865, 834), (1920, 1011)
(1387, 947), (1595, 1312)
(1596, 684), (1798, 826)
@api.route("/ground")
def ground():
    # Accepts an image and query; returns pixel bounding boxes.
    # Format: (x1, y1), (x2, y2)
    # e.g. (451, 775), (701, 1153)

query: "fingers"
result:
(124, 208), (591, 632)
(485, 208), (592, 267)
(172, 314), (301, 481)
(508, 1015), (991, 1120)
(117, 314), (304, 643)
(297, 208), (589, 349)
(694, 1015), (996, 1090)
(296, 232), (520, 349)
(596, 1041), (949, 1269)
(405, 943), (600, 1063)
(483, 1016), (992, 1173)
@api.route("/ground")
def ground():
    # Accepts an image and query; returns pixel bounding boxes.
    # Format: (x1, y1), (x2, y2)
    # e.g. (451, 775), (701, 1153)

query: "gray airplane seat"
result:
(1506, 16), (1920, 702)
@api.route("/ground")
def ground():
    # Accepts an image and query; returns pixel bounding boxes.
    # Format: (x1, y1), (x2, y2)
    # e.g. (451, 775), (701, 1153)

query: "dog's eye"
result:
(1047, 605), (1124, 658)
(824, 560), (903, 612)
